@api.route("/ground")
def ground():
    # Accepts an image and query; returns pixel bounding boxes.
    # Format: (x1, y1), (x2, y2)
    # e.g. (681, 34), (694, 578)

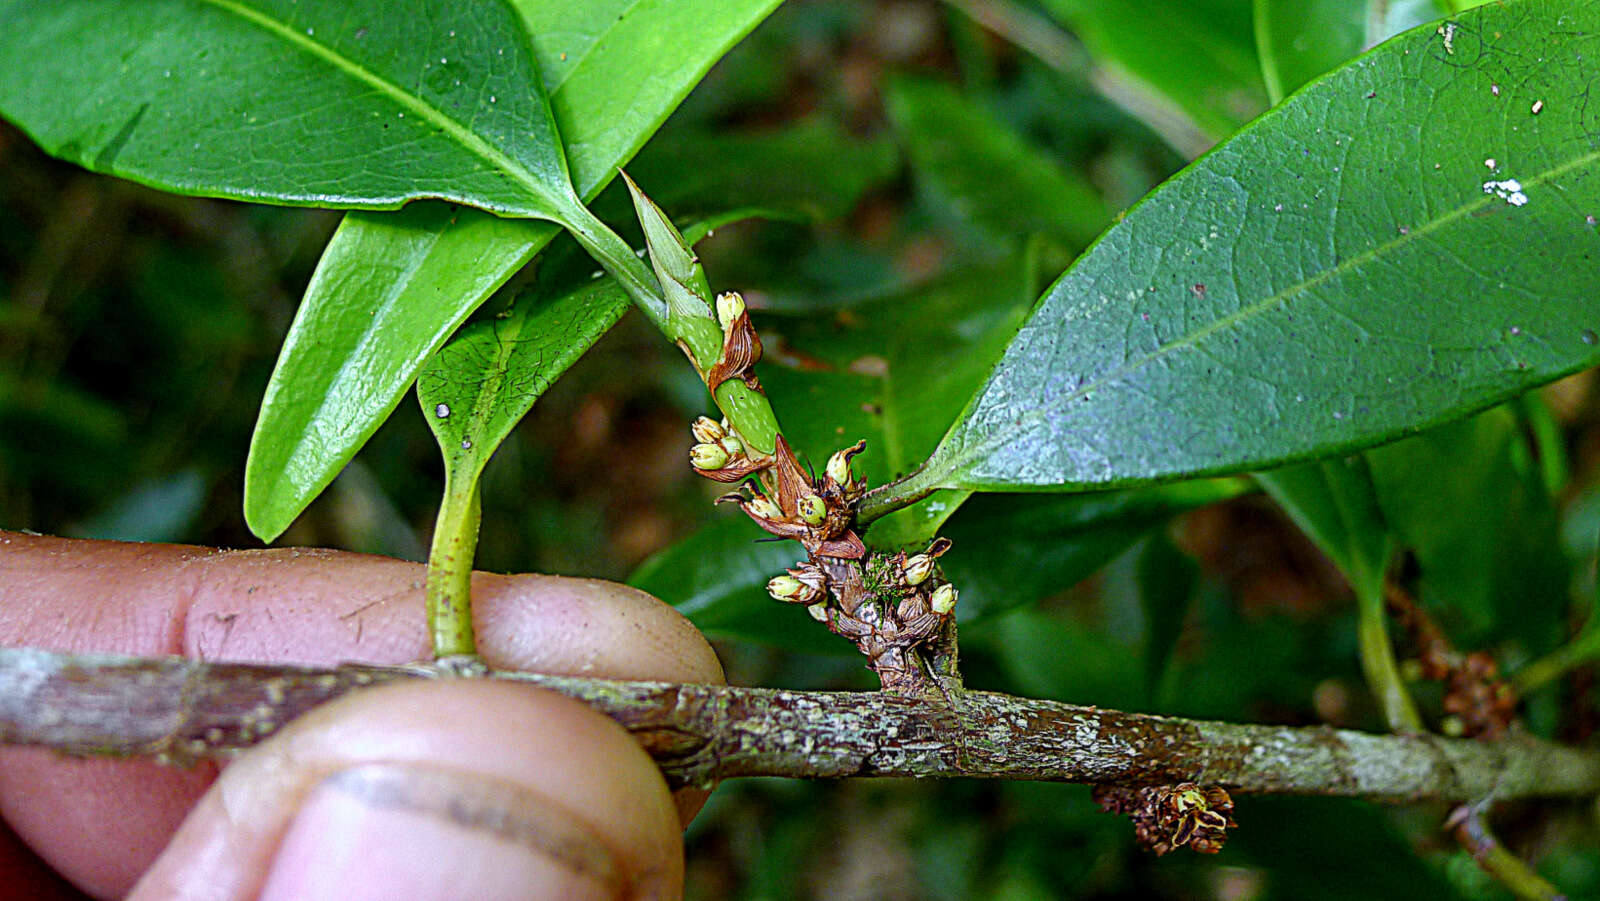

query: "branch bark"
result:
(2, 647), (1597, 804)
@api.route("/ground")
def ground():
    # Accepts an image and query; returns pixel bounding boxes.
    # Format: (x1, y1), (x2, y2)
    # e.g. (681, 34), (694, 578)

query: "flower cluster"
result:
(1093, 782), (1236, 855)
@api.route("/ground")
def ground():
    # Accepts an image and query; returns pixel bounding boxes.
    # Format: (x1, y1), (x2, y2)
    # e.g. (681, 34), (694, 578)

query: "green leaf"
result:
(908, 1), (1600, 498)
(630, 515), (849, 655)
(1256, 457), (1392, 602)
(1253, 0), (1366, 103)
(416, 278), (629, 490)
(245, 0), (782, 539)
(1257, 455), (1420, 729)
(0, 0), (580, 219)
(761, 252), (1042, 549)
(1038, 0), (1266, 145)
(939, 478), (1249, 622)
(1365, 407), (1568, 647)
(1134, 531), (1199, 698)
(884, 76), (1110, 251)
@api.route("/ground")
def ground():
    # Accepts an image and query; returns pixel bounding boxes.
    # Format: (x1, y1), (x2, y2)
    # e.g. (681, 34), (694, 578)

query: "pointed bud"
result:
(720, 434), (745, 458)
(690, 416), (725, 444)
(930, 583), (958, 615)
(807, 603), (829, 623)
(716, 291), (746, 329)
(826, 448), (853, 486)
(902, 554), (935, 586)
(690, 442), (729, 471)
(747, 494), (783, 520)
(767, 574), (807, 602)
(797, 494), (827, 526)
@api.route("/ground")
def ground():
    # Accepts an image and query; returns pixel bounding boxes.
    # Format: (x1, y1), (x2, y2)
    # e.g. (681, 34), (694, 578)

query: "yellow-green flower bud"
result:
(902, 554), (935, 586)
(826, 448), (853, 485)
(930, 583), (958, 615)
(690, 415), (725, 444)
(690, 442), (729, 471)
(747, 495), (783, 520)
(767, 574), (807, 602)
(716, 291), (746, 329)
(720, 435), (745, 458)
(807, 603), (829, 623)
(797, 494), (827, 526)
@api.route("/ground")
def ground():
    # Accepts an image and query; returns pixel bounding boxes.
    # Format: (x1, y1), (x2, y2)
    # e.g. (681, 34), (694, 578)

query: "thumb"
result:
(130, 679), (682, 901)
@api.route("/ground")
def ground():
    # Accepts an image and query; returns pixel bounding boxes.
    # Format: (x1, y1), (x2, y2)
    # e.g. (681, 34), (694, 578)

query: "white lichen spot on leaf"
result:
(1483, 177), (1529, 207)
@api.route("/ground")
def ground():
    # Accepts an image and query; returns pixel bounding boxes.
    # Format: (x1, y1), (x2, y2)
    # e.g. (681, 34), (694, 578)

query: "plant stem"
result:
(1515, 623), (1600, 694)
(857, 459), (946, 526)
(424, 474), (480, 658)
(1252, 0), (1285, 106)
(558, 200), (780, 454)
(1357, 578), (1424, 732)
(1449, 804), (1568, 901)
(5, 647), (1599, 802)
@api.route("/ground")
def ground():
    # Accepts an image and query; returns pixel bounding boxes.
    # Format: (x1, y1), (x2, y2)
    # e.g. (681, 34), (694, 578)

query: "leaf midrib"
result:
(203, 0), (563, 211)
(932, 146), (1600, 487)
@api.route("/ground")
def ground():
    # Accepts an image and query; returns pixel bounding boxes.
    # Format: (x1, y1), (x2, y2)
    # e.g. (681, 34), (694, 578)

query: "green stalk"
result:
(1252, 0), (1284, 106)
(425, 473), (480, 659)
(857, 460), (945, 526)
(1516, 623), (1600, 694)
(1357, 579), (1423, 733)
(559, 199), (779, 454)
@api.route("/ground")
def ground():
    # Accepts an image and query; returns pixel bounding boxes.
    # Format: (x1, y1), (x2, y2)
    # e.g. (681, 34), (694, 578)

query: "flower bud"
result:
(807, 603), (829, 623)
(747, 494), (783, 520)
(789, 563), (826, 593)
(797, 494), (827, 526)
(720, 434), (745, 458)
(716, 291), (746, 329)
(826, 448), (853, 486)
(902, 554), (935, 586)
(930, 583), (958, 615)
(767, 575), (808, 602)
(690, 415), (725, 444)
(690, 442), (729, 471)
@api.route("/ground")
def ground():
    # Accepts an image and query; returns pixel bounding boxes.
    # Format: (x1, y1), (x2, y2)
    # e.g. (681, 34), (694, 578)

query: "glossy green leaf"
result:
(884, 77), (1109, 251)
(761, 252), (1042, 549)
(0, 0), (579, 219)
(416, 278), (628, 489)
(245, 0), (782, 539)
(1366, 407), (1567, 647)
(1253, 0), (1365, 103)
(909, 1), (1600, 499)
(1038, 0), (1266, 144)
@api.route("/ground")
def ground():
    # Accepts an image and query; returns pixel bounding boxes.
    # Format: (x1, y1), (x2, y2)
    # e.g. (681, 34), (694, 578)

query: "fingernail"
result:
(259, 763), (626, 901)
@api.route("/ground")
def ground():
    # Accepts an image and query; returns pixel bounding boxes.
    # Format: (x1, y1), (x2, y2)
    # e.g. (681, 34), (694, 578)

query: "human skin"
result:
(0, 531), (725, 900)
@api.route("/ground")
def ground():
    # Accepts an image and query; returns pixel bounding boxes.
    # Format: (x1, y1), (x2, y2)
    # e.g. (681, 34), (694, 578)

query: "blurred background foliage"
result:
(3, 0), (1599, 897)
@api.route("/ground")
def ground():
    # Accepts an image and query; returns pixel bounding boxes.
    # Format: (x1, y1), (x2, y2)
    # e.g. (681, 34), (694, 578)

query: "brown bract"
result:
(705, 305), (762, 394)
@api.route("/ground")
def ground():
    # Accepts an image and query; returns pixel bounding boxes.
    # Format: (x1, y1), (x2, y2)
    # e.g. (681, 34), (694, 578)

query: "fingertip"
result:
(134, 680), (684, 901)
(473, 572), (724, 686)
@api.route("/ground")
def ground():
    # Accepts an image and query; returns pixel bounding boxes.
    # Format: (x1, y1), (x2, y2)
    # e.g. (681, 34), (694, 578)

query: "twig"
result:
(1447, 803), (1567, 901)
(2, 647), (1597, 802)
